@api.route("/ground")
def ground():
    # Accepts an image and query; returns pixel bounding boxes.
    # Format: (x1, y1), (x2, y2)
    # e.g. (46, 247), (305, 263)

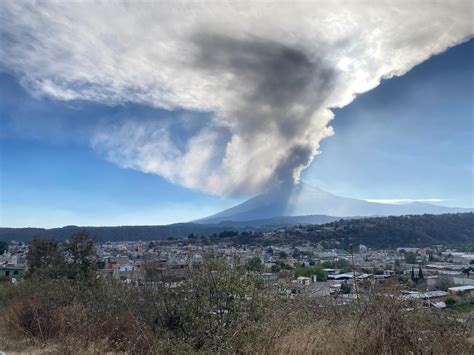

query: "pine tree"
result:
(411, 266), (416, 282)
(418, 266), (424, 280)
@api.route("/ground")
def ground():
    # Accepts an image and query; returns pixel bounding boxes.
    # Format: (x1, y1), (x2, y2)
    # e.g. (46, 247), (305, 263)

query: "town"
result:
(2, 230), (474, 308)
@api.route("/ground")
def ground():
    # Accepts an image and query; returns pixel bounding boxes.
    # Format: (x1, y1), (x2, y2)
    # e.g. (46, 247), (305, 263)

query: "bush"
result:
(445, 297), (456, 307)
(1, 259), (472, 354)
(1, 256), (273, 353)
(294, 264), (327, 281)
(0, 277), (150, 352)
(255, 283), (471, 354)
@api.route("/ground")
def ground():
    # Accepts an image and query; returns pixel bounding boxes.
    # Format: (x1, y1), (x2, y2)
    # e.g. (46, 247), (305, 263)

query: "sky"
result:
(0, 2), (472, 228)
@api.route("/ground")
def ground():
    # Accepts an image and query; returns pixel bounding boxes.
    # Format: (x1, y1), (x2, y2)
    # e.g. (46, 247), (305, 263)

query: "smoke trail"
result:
(1, 1), (472, 195)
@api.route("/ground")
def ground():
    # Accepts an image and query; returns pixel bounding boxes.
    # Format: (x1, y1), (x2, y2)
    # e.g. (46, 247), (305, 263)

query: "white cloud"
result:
(1, 1), (472, 196)
(366, 198), (444, 205)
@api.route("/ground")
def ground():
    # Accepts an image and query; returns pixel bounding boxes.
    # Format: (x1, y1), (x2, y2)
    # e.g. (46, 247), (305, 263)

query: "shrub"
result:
(1, 258), (472, 354)
(445, 297), (456, 307)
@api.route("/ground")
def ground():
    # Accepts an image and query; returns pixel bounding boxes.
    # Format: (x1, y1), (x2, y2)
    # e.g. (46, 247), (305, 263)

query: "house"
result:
(448, 285), (474, 297)
(296, 276), (312, 285)
(0, 266), (25, 281)
(401, 290), (448, 303)
(327, 272), (371, 280)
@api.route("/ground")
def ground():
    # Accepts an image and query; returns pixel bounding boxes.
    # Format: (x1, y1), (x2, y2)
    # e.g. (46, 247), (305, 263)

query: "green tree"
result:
(63, 229), (97, 280)
(26, 238), (64, 277)
(0, 240), (8, 255)
(271, 263), (281, 273)
(294, 265), (327, 281)
(340, 281), (351, 294)
(278, 251), (288, 259)
(410, 266), (416, 282)
(462, 268), (470, 278)
(445, 297), (456, 307)
(218, 230), (238, 238)
(405, 252), (417, 264)
(321, 259), (352, 273)
(418, 266), (424, 280)
(246, 256), (263, 272)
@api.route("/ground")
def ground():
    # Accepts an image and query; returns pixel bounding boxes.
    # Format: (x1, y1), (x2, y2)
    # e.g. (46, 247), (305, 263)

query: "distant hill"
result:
(229, 213), (474, 249)
(0, 223), (242, 243)
(199, 181), (471, 223)
(209, 214), (342, 228)
(1, 213), (472, 248)
(0, 215), (340, 243)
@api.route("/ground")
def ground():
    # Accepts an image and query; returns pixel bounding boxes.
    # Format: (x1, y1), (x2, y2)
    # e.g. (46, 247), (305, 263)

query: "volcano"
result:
(199, 181), (471, 224)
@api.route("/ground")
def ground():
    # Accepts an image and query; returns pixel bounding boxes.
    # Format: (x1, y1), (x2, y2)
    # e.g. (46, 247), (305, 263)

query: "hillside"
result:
(0, 215), (338, 243)
(209, 213), (474, 249)
(0, 223), (243, 243)
(1, 213), (472, 248)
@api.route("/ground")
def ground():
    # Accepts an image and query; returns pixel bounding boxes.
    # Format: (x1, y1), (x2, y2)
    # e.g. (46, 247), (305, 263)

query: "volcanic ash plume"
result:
(1, 1), (472, 195)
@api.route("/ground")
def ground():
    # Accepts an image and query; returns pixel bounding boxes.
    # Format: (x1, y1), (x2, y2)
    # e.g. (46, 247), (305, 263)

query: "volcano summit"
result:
(200, 181), (471, 224)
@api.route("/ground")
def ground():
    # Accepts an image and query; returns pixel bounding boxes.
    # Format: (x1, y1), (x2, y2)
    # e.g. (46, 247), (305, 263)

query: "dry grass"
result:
(1, 270), (472, 354)
(255, 284), (473, 354)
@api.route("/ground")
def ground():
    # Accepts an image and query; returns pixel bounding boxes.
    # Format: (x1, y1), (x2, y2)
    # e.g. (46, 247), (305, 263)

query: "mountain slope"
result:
(199, 181), (471, 223)
(215, 213), (474, 249)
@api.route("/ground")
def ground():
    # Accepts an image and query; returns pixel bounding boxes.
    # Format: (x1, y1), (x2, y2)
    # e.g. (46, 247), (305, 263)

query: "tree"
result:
(294, 265), (327, 281)
(271, 263), (281, 273)
(462, 268), (470, 278)
(445, 297), (456, 307)
(321, 259), (352, 273)
(278, 251), (288, 259)
(340, 281), (351, 294)
(63, 229), (97, 280)
(410, 266), (416, 282)
(418, 266), (424, 280)
(0, 240), (8, 255)
(26, 238), (64, 277)
(246, 256), (263, 272)
(218, 230), (238, 238)
(266, 247), (273, 255)
(405, 252), (417, 264)
(143, 256), (268, 352)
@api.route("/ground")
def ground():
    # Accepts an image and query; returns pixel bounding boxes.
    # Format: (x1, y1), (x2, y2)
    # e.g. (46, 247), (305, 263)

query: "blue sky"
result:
(1, 35), (472, 227)
(303, 39), (473, 208)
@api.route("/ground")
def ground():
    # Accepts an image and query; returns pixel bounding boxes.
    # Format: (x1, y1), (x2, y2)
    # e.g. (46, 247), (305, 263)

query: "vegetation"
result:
(404, 251), (417, 264)
(294, 264), (327, 281)
(0, 240), (7, 255)
(302, 213), (474, 249)
(321, 258), (352, 272)
(25, 230), (97, 281)
(246, 256), (264, 272)
(195, 213), (474, 249)
(1, 235), (473, 353)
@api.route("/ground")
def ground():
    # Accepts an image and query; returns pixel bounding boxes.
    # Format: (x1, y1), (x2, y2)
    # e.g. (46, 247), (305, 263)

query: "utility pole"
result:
(350, 244), (359, 304)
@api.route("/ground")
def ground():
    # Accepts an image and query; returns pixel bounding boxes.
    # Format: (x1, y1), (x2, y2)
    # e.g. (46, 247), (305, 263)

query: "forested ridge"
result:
(0, 213), (472, 248)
